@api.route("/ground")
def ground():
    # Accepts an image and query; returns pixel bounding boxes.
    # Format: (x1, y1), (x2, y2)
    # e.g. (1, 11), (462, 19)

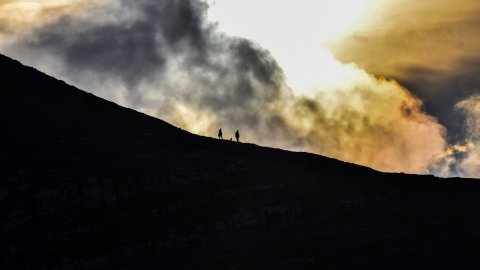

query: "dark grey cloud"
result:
(397, 61), (480, 143)
(13, 0), (287, 134)
(26, 0), (209, 86)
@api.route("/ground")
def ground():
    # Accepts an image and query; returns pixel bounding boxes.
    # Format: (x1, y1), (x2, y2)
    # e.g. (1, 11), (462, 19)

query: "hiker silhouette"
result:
(218, 128), (223, 140)
(235, 130), (240, 142)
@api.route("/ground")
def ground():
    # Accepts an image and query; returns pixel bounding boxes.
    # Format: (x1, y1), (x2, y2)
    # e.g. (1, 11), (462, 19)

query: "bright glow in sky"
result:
(207, 0), (374, 95)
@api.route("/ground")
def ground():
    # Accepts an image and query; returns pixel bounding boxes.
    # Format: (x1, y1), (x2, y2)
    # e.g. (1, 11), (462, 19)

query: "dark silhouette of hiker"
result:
(218, 128), (223, 140)
(235, 130), (240, 142)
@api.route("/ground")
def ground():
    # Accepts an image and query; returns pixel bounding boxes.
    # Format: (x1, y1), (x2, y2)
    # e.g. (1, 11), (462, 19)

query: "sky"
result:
(1, 0), (479, 178)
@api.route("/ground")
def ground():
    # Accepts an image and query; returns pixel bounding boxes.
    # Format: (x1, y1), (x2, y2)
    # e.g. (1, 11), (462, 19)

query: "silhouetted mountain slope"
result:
(1, 54), (480, 269)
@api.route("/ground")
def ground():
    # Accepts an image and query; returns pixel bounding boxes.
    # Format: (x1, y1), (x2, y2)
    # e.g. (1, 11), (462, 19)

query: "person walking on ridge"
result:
(235, 130), (240, 142)
(218, 128), (223, 140)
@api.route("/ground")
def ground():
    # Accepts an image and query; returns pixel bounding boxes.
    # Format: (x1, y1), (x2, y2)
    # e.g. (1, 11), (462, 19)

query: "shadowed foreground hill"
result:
(1, 54), (480, 269)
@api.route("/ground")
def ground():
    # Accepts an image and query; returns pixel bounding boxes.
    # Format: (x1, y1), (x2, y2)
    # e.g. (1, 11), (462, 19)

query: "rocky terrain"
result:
(1, 54), (480, 269)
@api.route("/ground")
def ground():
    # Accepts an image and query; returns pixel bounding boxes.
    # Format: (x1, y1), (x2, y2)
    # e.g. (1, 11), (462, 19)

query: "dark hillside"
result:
(1, 54), (480, 269)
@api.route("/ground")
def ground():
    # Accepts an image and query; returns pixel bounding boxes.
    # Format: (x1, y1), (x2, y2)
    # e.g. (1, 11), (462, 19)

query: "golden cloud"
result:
(0, 0), (102, 43)
(281, 67), (447, 173)
(327, 0), (480, 80)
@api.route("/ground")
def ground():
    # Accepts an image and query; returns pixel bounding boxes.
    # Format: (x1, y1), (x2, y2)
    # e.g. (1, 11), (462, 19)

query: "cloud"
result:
(454, 96), (480, 178)
(2, 0), (453, 175)
(427, 95), (480, 178)
(19, 0), (209, 86)
(0, 0), (102, 43)
(327, 0), (480, 143)
(6, 0), (288, 142)
(282, 66), (447, 173)
(328, 0), (480, 78)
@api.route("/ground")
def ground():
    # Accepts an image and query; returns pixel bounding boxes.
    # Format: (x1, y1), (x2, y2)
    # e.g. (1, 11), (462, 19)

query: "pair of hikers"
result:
(218, 128), (240, 142)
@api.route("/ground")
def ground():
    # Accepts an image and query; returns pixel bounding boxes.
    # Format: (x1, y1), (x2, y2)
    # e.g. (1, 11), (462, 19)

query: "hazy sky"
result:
(1, 0), (479, 177)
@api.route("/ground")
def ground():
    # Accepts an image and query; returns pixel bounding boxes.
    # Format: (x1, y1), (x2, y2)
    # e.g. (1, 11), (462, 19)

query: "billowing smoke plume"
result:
(284, 68), (447, 173)
(1, 0), (462, 175)
(4, 0), (292, 147)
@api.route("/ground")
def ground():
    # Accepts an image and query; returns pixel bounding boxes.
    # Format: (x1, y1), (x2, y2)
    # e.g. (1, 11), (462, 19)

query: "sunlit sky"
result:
(207, 0), (374, 95)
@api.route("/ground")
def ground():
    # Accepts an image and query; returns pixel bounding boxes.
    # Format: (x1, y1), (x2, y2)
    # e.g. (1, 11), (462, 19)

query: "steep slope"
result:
(1, 54), (480, 269)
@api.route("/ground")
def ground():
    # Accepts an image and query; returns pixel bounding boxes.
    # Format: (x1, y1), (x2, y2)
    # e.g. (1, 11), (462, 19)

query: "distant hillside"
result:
(1, 54), (480, 269)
